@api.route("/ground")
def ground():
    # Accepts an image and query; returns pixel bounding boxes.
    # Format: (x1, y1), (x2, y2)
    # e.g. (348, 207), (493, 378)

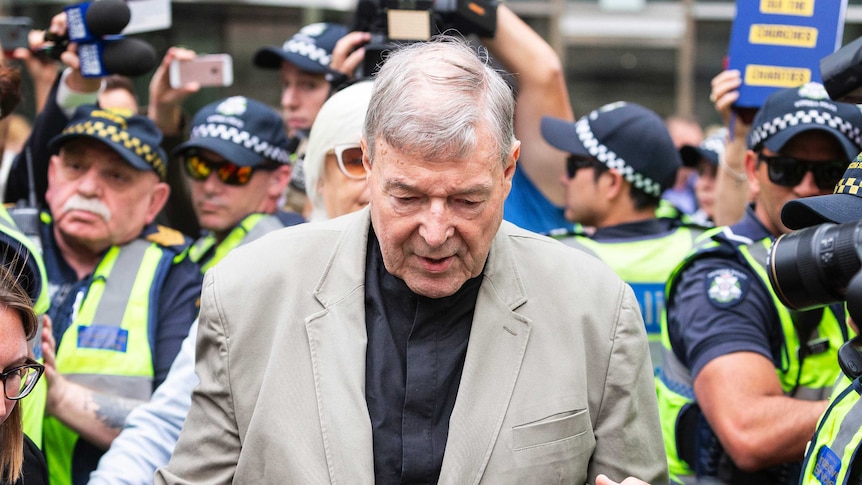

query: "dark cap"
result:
(747, 82), (862, 161)
(680, 128), (728, 168)
(781, 155), (862, 229)
(173, 96), (291, 167)
(541, 101), (681, 197)
(253, 23), (349, 74)
(50, 105), (167, 180)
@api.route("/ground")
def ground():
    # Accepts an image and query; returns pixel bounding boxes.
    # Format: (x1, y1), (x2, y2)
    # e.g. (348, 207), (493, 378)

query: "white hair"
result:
(304, 80), (374, 221)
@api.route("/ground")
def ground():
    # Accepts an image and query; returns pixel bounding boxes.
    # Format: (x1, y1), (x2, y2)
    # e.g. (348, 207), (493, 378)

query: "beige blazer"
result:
(156, 208), (668, 484)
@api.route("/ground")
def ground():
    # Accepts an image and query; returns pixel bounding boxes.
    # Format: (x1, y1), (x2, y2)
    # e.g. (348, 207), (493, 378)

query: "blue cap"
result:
(541, 102), (681, 197)
(782, 155), (862, 229)
(50, 105), (168, 180)
(253, 23), (349, 74)
(173, 96), (292, 167)
(748, 83), (862, 161)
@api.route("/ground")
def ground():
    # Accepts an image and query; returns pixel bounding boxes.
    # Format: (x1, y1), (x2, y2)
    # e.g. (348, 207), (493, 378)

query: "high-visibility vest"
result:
(189, 212), (285, 273)
(656, 228), (850, 480)
(558, 224), (705, 373)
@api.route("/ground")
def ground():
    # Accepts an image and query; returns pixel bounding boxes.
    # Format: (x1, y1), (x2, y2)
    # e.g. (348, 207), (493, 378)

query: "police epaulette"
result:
(146, 225), (189, 248)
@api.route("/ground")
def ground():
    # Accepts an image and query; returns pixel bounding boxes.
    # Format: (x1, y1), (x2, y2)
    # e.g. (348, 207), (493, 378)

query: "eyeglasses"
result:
(1, 358), (44, 400)
(566, 155), (605, 179)
(183, 151), (276, 186)
(757, 153), (847, 191)
(331, 144), (366, 180)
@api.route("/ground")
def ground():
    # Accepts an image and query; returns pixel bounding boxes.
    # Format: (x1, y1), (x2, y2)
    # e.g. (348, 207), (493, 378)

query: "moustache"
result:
(61, 195), (112, 222)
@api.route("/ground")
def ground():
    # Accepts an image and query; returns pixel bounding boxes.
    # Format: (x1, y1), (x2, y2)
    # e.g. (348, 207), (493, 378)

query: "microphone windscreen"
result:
(101, 37), (157, 77)
(85, 0), (131, 37)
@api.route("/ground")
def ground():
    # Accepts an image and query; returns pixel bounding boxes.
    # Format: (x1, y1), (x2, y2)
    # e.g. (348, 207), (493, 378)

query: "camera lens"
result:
(768, 221), (862, 310)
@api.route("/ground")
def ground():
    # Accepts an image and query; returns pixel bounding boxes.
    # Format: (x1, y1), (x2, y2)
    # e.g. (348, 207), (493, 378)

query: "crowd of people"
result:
(0, 3), (861, 485)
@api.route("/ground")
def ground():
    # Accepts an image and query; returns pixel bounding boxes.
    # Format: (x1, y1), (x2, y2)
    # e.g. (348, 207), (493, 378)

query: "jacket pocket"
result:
(512, 408), (589, 451)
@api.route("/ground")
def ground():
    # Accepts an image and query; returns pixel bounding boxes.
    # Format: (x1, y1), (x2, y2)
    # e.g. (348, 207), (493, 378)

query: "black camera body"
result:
(352, 0), (498, 77)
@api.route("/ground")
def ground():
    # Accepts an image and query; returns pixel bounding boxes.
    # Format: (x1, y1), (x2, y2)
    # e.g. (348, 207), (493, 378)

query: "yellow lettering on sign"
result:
(760, 0), (815, 16)
(749, 24), (818, 47)
(744, 65), (811, 87)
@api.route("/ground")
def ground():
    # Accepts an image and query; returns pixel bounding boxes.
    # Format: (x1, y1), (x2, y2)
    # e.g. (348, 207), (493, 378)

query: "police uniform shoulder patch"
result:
(704, 267), (750, 308)
(146, 225), (188, 248)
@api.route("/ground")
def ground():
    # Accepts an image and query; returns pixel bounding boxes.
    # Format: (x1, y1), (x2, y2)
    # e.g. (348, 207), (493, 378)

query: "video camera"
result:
(352, 0), (498, 77)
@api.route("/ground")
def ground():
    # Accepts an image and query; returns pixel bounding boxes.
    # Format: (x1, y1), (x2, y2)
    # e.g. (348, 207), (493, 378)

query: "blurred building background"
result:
(3, 0), (862, 130)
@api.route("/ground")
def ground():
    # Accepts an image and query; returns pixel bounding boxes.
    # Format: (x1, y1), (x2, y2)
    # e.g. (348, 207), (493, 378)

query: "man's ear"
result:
(269, 164), (292, 197)
(744, 149), (759, 194)
(602, 169), (624, 200)
(145, 181), (171, 224)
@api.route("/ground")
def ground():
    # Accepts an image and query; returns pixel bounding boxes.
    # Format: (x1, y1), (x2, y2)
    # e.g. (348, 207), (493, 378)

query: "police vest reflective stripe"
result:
(656, 229), (851, 479)
(740, 240), (848, 397)
(189, 213), (285, 273)
(43, 238), (166, 485)
(800, 376), (862, 485)
(559, 226), (703, 374)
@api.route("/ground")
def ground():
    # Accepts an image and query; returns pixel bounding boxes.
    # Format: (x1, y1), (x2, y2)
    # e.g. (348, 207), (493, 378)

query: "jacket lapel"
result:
(304, 208), (375, 485)
(439, 223), (532, 484)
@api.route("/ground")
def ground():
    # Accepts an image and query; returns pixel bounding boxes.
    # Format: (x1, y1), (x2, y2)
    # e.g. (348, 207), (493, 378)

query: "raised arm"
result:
(481, 5), (573, 206)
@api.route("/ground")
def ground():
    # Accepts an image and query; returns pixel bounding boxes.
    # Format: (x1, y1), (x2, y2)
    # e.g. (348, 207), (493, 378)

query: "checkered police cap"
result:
(253, 23), (349, 74)
(541, 102), (682, 197)
(748, 83), (862, 162)
(50, 105), (168, 180)
(174, 96), (292, 167)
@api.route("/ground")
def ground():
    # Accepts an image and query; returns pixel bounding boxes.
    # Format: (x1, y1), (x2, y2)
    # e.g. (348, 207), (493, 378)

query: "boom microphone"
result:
(79, 37), (158, 77)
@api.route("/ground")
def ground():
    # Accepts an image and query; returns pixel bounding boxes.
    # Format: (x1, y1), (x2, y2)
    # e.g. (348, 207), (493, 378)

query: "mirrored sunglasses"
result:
(184, 151), (275, 186)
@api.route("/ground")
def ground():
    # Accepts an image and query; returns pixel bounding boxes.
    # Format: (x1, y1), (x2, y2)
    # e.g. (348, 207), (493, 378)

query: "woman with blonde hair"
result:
(0, 259), (46, 485)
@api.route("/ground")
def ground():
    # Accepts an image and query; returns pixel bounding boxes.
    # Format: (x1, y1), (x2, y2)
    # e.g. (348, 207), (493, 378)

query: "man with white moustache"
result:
(35, 105), (201, 485)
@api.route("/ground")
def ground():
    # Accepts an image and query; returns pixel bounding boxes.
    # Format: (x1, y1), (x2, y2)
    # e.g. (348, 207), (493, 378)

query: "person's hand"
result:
(710, 69), (742, 127)
(328, 31), (372, 81)
(147, 46), (199, 135)
(595, 474), (651, 485)
(41, 314), (71, 417)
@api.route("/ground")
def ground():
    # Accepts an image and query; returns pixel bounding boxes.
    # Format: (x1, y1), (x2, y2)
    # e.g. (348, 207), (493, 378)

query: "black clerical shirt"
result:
(364, 228), (480, 485)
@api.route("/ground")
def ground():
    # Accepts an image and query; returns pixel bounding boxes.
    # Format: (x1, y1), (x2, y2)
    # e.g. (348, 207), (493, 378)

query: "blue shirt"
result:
(503, 165), (570, 235)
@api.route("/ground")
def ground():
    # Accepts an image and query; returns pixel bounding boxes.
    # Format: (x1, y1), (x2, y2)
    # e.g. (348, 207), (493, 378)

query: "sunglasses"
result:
(183, 151), (276, 186)
(331, 144), (366, 180)
(757, 153), (847, 191)
(566, 155), (605, 179)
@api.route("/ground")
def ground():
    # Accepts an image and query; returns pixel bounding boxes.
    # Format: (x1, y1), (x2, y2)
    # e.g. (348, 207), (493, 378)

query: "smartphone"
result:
(0, 17), (31, 54)
(169, 54), (233, 89)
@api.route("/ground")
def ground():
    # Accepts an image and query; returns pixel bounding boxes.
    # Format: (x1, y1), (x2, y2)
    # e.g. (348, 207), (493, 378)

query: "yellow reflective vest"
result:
(657, 228), (851, 481)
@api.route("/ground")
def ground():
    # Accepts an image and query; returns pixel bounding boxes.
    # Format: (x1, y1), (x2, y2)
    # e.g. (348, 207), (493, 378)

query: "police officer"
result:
(657, 83), (862, 484)
(783, 158), (862, 485)
(175, 96), (304, 272)
(542, 102), (708, 372)
(32, 106), (201, 485)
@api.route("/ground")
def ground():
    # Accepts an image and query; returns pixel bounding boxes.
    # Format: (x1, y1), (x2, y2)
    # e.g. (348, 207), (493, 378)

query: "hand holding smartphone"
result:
(0, 17), (32, 55)
(169, 53), (233, 89)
